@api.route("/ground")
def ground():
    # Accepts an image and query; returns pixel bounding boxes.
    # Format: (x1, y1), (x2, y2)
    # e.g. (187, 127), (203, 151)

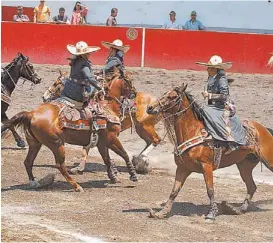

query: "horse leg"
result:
(96, 131), (119, 183)
(202, 162), (218, 221)
(24, 143), (42, 188)
(52, 144), (84, 192)
(133, 123), (161, 174)
(149, 163), (191, 219)
(69, 146), (91, 175)
(108, 134), (138, 182)
(236, 157), (258, 212)
(2, 112), (25, 147)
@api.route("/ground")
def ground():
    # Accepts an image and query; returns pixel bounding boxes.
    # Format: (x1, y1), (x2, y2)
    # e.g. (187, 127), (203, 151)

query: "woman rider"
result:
(61, 41), (103, 104)
(101, 39), (130, 79)
(196, 55), (246, 167)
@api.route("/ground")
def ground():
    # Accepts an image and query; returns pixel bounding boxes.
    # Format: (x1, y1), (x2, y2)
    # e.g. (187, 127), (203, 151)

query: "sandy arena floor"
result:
(1, 64), (273, 242)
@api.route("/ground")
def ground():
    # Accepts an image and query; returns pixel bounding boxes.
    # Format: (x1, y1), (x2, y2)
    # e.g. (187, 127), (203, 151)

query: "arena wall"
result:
(1, 22), (273, 74)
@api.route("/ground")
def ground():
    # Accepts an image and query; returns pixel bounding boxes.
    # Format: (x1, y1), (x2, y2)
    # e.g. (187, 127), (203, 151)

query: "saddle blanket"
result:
(51, 98), (120, 131)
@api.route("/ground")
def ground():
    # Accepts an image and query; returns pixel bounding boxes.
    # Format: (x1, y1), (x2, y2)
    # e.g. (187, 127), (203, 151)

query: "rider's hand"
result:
(201, 91), (209, 98)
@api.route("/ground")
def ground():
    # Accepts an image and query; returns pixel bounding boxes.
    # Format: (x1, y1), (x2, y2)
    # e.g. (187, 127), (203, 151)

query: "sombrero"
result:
(101, 39), (130, 53)
(67, 41), (100, 56)
(196, 55), (232, 69)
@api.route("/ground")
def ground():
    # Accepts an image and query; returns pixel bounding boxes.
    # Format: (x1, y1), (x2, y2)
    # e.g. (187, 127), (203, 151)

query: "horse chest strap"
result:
(174, 130), (208, 156)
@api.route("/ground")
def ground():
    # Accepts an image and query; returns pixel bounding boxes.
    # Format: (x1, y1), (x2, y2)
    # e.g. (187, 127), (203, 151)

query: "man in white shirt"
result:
(163, 11), (181, 30)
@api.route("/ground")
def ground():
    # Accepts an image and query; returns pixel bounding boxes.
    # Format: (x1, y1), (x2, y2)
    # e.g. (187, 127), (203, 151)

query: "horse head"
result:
(16, 53), (42, 84)
(147, 84), (188, 115)
(42, 70), (67, 102)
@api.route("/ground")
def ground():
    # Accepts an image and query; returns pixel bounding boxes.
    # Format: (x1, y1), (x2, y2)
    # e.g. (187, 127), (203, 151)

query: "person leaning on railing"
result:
(33, 0), (51, 23)
(13, 6), (30, 22)
(52, 7), (70, 24)
(71, 1), (88, 25)
(183, 11), (204, 30)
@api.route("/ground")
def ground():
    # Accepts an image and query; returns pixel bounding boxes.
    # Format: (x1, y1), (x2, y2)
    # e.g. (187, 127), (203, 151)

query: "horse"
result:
(42, 72), (162, 174)
(1, 96), (138, 192)
(1, 53), (42, 147)
(146, 83), (273, 221)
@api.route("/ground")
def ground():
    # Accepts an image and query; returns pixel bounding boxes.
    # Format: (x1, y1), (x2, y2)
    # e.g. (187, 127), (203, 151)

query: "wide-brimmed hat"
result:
(101, 39), (130, 53)
(196, 55), (232, 69)
(67, 41), (100, 56)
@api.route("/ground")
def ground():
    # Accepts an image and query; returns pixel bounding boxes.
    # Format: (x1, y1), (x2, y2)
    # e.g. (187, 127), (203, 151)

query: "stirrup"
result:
(204, 135), (213, 142)
(213, 147), (222, 169)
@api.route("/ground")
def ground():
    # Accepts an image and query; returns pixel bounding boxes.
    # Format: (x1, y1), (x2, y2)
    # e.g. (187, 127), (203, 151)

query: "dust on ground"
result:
(1, 64), (273, 242)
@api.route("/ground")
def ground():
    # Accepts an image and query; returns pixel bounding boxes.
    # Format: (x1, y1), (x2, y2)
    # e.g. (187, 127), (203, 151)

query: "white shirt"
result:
(163, 20), (181, 30)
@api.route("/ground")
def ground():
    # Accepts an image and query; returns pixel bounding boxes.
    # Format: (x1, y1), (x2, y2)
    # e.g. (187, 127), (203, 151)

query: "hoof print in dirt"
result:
(37, 173), (56, 189)
(132, 155), (150, 174)
(220, 201), (244, 215)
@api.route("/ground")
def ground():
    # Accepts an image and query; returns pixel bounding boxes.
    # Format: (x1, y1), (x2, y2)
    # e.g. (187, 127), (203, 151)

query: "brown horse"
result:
(42, 73), (162, 174)
(1, 99), (138, 192)
(146, 84), (273, 221)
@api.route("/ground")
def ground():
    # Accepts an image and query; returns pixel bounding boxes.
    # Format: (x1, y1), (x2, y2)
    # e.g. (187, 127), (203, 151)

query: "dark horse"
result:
(147, 84), (273, 221)
(1, 53), (41, 147)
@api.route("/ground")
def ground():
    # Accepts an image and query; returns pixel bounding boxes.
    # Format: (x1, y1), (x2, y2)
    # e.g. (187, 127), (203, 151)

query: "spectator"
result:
(71, 1), (88, 25)
(33, 0), (51, 23)
(163, 11), (181, 30)
(184, 11), (204, 30)
(53, 7), (70, 24)
(106, 8), (118, 26)
(13, 6), (30, 22)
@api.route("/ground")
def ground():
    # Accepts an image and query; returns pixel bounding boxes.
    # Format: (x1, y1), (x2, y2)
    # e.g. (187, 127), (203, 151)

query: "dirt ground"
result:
(1, 64), (273, 242)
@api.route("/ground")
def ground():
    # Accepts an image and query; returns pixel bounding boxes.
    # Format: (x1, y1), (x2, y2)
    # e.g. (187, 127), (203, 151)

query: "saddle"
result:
(51, 98), (120, 131)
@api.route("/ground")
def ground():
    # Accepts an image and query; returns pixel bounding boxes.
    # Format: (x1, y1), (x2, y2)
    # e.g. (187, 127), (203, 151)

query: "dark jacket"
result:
(61, 56), (101, 102)
(207, 69), (229, 109)
(104, 51), (124, 76)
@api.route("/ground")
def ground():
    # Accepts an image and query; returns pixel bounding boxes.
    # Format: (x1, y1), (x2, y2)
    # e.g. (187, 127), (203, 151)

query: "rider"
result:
(196, 55), (246, 166)
(61, 41), (103, 104)
(101, 39), (130, 80)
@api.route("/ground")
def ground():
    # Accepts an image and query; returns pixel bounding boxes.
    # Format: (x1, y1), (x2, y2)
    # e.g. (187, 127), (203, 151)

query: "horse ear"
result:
(182, 83), (188, 91)
(59, 70), (62, 76)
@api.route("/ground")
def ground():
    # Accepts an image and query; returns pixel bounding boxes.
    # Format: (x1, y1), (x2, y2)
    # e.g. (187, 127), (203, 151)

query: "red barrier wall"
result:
(1, 22), (272, 74)
(1, 22), (142, 66)
(144, 29), (273, 74)
(2, 6), (34, 22)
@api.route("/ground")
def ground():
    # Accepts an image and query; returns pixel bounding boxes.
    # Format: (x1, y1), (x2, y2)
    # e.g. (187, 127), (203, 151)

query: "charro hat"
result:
(196, 55), (232, 69)
(67, 41), (100, 56)
(101, 39), (130, 53)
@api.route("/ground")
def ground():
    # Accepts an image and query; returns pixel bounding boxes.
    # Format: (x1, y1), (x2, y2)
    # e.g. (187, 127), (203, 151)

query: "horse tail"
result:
(266, 127), (273, 136)
(1, 111), (31, 135)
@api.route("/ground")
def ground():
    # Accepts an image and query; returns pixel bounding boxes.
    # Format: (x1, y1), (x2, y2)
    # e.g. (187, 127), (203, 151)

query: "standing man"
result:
(184, 11), (204, 30)
(13, 6), (30, 22)
(163, 11), (181, 30)
(106, 8), (118, 26)
(53, 7), (70, 24)
(33, 0), (51, 23)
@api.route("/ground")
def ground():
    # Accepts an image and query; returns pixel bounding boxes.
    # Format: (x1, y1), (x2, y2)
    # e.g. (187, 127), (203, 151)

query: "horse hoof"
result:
(29, 179), (41, 189)
(17, 140), (26, 148)
(149, 209), (168, 219)
(130, 175), (138, 182)
(69, 167), (84, 175)
(75, 186), (84, 192)
(204, 217), (215, 224)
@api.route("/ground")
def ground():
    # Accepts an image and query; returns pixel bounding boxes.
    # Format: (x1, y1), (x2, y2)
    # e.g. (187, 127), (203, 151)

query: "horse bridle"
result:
(157, 88), (196, 120)
(2, 57), (38, 89)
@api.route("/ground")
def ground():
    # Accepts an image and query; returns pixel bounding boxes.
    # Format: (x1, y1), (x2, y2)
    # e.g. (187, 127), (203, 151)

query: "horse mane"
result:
(184, 91), (203, 121)
(163, 89), (203, 145)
